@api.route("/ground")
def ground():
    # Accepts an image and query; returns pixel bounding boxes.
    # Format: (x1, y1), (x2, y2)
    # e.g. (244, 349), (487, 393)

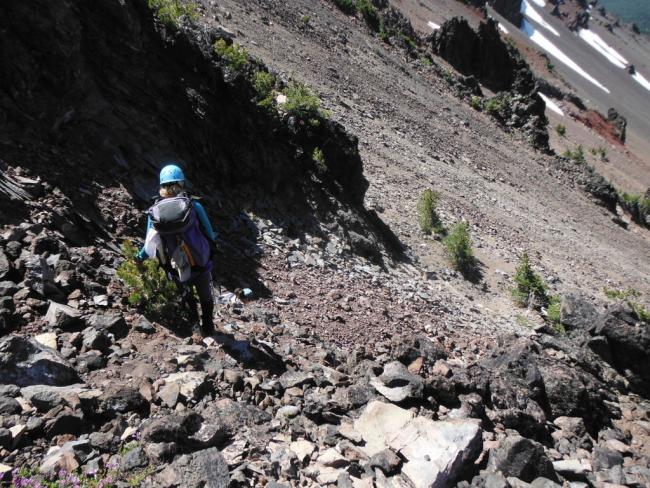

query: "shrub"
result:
(470, 96), (483, 111)
(590, 146), (607, 159)
(281, 81), (328, 120)
(484, 93), (510, 117)
(252, 70), (276, 109)
(301, 15), (311, 24)
(356, 0), (380, 31)
(148, 0), (198, 28)
(417, 189), (444, 235)
(511, 252), (549, 308)
(442, 222), (475, 273)
(312, 147), (327, 172)
(555, 123), (566, 137)
(546, 295), (565, 333)
(420, 56), (433, 67)
(116, 240), (178, 313)
(563, 145), (586, 164)
(333, 0), (357, 15)
(214, 39), (249, 72)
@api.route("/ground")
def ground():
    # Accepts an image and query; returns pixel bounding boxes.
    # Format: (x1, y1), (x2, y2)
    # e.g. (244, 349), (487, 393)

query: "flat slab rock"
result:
(354, 401), (482, 488)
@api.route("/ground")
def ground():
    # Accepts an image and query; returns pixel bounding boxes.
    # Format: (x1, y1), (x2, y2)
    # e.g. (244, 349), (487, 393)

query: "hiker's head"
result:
(159, 164), (185, 198)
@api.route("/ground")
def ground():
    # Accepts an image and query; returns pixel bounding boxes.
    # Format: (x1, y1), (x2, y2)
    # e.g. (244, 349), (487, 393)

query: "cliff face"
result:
(0, 0), (395, 261)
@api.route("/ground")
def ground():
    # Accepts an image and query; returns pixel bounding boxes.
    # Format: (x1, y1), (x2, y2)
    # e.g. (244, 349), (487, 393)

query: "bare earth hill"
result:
(0, 0), (649, 487)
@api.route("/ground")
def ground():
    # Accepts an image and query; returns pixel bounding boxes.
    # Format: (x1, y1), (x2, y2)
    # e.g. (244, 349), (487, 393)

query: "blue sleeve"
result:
(193, 202), (216, 241)
(136, 216), (153, 260)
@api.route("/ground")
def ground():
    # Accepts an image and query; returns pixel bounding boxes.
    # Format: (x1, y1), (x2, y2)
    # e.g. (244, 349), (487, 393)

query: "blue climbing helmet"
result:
(159, 164), (185, 185)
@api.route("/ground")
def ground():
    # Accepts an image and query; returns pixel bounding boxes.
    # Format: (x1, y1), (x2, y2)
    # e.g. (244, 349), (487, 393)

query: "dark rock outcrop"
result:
(606, 108), (627, 143)
(431, 18), (549, 149)
(0, 336), (79, 387)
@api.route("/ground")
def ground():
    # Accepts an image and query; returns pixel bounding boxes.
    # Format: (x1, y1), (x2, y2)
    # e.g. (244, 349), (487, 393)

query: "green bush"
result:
(511, 252), (549, 308)
(148, 0), (198, 28)
(546, 295), (565, 333)
(116, 240), (178, 313)
(470, 96), (483, 111)
(590, 146), (607, 159)
(618, 190), (640, 206)
(301, 15), (311, 24)
(417, 189), (444, 235)
(281, 81), (328, 120)
(333, 0), (357, 15)
(484, 94), (510, 117)
(214, 39), (249, 72)
(312, 147), (327, 172)
(563, 145), (586, 164)
(555, 123), (566, 137)
(252, 70), (276, 109)
(442, 222), (475, 273)
(356, 0), (380, 31)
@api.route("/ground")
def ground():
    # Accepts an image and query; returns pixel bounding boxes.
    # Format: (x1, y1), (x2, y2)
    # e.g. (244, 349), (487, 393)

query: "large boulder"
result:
(559, 293), (600, 331)
(154, 447), (229, 487)
(370, 361), (423, 402)
(594, 303), (650, 394)
(0, 250), (11, 280)
(487, 435), (558, 482)
(0, 335), (79, 386)
(354, 401), (482, 487)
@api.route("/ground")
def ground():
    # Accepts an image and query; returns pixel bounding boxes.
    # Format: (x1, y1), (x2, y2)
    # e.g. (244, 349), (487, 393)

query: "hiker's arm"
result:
(136, 215), (153, 261)
(193, 202), (217, 242)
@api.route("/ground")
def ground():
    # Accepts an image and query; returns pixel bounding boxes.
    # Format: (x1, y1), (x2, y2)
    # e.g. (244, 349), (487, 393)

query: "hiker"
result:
(136, 164), (217, 340)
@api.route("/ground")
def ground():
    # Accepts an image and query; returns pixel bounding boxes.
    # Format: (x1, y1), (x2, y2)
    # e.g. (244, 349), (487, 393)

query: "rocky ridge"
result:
(0, 0), (649, 487)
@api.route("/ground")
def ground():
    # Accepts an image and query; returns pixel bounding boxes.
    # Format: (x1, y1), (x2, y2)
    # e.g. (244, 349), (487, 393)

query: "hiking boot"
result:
(201, 321), (216, 337)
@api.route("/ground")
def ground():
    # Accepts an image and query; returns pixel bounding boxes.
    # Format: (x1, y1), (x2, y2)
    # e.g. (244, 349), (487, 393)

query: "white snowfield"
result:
(521, 19), (610, 93)
(633, 72), (650, 92)
(428, 21), (440, 31)
(498, 22), (509, 34)
(538, 92), (564, 116)
(578, 28), (628, 69)
(530, 0), (546, 7)
(521, 0), (560, 37)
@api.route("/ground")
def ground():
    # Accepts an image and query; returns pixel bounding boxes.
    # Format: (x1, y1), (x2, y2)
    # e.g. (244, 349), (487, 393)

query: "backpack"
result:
(147, 194), (211, 282)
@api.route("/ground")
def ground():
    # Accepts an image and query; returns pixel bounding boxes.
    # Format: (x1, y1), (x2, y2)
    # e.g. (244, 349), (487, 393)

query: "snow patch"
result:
(428, 21), (440, 31)
(530, 0), (546, 6)
(538, 92), (564, 116)
(498, 22), (509, 34)
(521, 0), (560, 37)
(578, 28), (628, 69)
(632, 71), (650, 92)
(521, 19), (610, 93)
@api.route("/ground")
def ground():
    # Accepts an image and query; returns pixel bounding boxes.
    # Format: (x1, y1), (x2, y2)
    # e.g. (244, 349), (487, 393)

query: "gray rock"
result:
(483, 472), (509, 488)
(141, 412), (202, 444)
(44, 301), (82, 329)
(155, 447), (229, 487)
(0, 335), (79, 386)
(355, 401), (482, 487)
(370, 448), (401, 475)
(559, 294), (600, 331)
(487, 435), (558, 483)
(98, 386), (149, 418)
(45, 411), (86, 437)
(370, 360), (423, 402)
(0, 384), (19, 397)
(279, 370), (314, 389)
(0, 250), (10, 280)
(0, 396), (21, 415)
(0, 281), (18, 297)
(81, 327), (112, 352)
(0, 427), (12, 448)
(121, 446), (148, 471)
(134, 316), (155, 334)
(591, 446), (623, 471)
(88, 313), (128, 339)
(530, 478), (561, 488)
(552, 459), (591, 479)
(144, 442), (178, 463)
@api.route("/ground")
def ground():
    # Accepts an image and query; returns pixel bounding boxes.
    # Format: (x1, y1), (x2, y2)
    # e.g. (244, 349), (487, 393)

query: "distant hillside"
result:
(598, 0), (650, 33)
